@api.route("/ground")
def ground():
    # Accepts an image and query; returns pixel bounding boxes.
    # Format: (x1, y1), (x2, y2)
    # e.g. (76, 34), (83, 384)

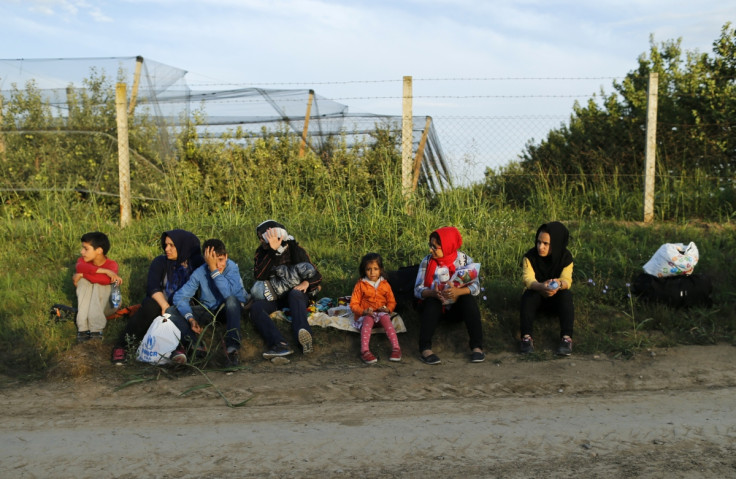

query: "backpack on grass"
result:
(386, 264), (420, 311)
(631, 273), (713, 308)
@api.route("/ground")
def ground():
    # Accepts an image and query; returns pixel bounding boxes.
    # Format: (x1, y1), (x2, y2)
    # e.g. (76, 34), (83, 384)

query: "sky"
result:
(0, 0), (733, 179)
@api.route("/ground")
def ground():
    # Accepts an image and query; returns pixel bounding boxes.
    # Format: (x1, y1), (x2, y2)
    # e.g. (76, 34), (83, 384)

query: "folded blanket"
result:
(310, 310), (407, 334)
(269, 308), (406, 334)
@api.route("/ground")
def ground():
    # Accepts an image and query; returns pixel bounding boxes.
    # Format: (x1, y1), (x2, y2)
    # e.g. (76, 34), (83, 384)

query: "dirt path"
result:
(2, 344), (736, 478)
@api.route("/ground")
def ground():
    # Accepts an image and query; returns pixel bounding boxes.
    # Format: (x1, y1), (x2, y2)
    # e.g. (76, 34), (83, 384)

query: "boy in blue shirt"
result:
(169, 238), (248, 366)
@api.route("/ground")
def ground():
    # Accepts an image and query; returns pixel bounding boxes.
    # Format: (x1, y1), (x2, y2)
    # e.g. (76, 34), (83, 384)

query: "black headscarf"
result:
(160, 229), (203, 302)
(523, 221), (573, 282)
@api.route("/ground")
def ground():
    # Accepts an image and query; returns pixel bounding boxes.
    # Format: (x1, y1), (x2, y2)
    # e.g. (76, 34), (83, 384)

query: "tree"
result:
(0, 69), (170, 203)
(513, 22), (735, 180)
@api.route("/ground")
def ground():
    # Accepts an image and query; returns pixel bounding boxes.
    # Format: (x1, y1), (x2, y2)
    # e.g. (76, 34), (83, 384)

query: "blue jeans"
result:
(169, 295), (242, 349)
(249, 289), (312, 349)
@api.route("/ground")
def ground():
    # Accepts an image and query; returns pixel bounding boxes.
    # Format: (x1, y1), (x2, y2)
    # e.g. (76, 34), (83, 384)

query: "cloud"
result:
(88, 7), (112, 22)
(26, 0), (57, 16)
(13, 0), (112, 22)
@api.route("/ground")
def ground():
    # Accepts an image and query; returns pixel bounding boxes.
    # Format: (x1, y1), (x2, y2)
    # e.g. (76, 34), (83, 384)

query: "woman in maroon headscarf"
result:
(413, 226), (484, 365)
(519, 221), (575, 356)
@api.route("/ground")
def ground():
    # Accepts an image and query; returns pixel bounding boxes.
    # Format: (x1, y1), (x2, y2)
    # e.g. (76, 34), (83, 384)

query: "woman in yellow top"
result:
(520, 221), (574, 356)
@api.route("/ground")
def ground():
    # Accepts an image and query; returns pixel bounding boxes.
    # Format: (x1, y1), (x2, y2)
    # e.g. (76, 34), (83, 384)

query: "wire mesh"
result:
(1, 57), (733, 207)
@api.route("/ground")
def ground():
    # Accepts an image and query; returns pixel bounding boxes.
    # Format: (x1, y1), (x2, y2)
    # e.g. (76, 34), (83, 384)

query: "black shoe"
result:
(263, 343), (293, 359)
(470, 351), (485, 363)
(195, 344), (208, 360)
(225, 348), (239, 367)
(420, 353), (441, 365)
(557, 337), (573, 356)
(520, 336), (534, 354)
(77, 331), (90, 343)
(89, 331), (103, 340)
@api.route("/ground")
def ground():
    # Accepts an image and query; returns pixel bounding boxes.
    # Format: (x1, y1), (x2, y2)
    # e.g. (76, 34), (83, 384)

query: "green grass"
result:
(3, 78), (735, 378)
(2, 164), (735, 378)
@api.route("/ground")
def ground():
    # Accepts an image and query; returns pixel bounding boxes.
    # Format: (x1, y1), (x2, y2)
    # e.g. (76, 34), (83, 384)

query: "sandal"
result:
(420, 353), (441, 365)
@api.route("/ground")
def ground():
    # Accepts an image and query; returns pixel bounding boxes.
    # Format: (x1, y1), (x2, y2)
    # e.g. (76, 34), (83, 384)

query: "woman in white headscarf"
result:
(250, 220), (322, 360)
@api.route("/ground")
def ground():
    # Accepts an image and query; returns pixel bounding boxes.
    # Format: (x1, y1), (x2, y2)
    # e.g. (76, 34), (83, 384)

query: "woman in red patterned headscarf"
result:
(413, 226), (484, 365)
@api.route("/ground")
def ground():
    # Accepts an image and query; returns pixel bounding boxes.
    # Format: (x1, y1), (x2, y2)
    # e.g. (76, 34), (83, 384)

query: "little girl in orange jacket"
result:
(349, 253), (401, 364)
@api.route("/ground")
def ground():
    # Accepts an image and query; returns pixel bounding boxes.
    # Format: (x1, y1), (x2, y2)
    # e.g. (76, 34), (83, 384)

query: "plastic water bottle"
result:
(548, 280), (559, 290)
(110, 281), (122, 308)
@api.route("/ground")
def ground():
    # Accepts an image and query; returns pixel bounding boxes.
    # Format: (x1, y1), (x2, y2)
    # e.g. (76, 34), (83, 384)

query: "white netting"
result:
(0, 56), (450, 193)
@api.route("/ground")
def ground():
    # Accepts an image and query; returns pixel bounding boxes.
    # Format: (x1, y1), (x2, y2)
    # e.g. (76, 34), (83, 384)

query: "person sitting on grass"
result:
(168, 238), (248, 367)
(519, 221), (575, 356)
(73, 231), (122, 343)
(250, 220), (322, 360)
(349, 252), (401, 364)
(110, 229), (203, 365)
(414, 226), (485, 365)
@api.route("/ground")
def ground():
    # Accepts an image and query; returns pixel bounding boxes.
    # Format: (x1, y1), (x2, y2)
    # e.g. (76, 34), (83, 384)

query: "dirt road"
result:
(2, 344), (735, 478)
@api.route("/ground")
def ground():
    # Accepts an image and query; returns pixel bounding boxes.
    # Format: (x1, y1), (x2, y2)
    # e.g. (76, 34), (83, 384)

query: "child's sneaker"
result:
(389, 349), (402, 362)
(89, 331), (103, 340)
(520, 336), (534, 354)
(77, 331), (90, 343)
(361, 350), (378, 364)
(111, 347), (127, 365)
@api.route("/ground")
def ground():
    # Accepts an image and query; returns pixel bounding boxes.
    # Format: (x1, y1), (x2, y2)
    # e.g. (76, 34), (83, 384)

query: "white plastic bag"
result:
(136, 313), (181, 365)
(449, 263), (481, 288)
(434, 263), (482, 305)
(643, 242), (699, 277)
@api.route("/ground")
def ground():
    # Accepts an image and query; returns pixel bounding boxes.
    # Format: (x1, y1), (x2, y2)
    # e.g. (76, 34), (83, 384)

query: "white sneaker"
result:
(298, 328), (313, 354)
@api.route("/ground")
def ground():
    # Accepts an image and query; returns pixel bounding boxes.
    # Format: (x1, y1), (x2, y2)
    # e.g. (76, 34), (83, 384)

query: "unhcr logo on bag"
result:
(136, 314), (179, 365)
(139, 334), (160, 362)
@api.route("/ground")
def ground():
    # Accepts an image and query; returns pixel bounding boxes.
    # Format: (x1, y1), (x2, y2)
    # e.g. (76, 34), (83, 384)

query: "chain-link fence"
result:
(431, 115), (569, 183)
(1, 58), (733, 220)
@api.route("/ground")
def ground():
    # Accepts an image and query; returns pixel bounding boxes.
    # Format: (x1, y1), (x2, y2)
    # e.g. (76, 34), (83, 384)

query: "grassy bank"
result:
(1, 186), (735, 378)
